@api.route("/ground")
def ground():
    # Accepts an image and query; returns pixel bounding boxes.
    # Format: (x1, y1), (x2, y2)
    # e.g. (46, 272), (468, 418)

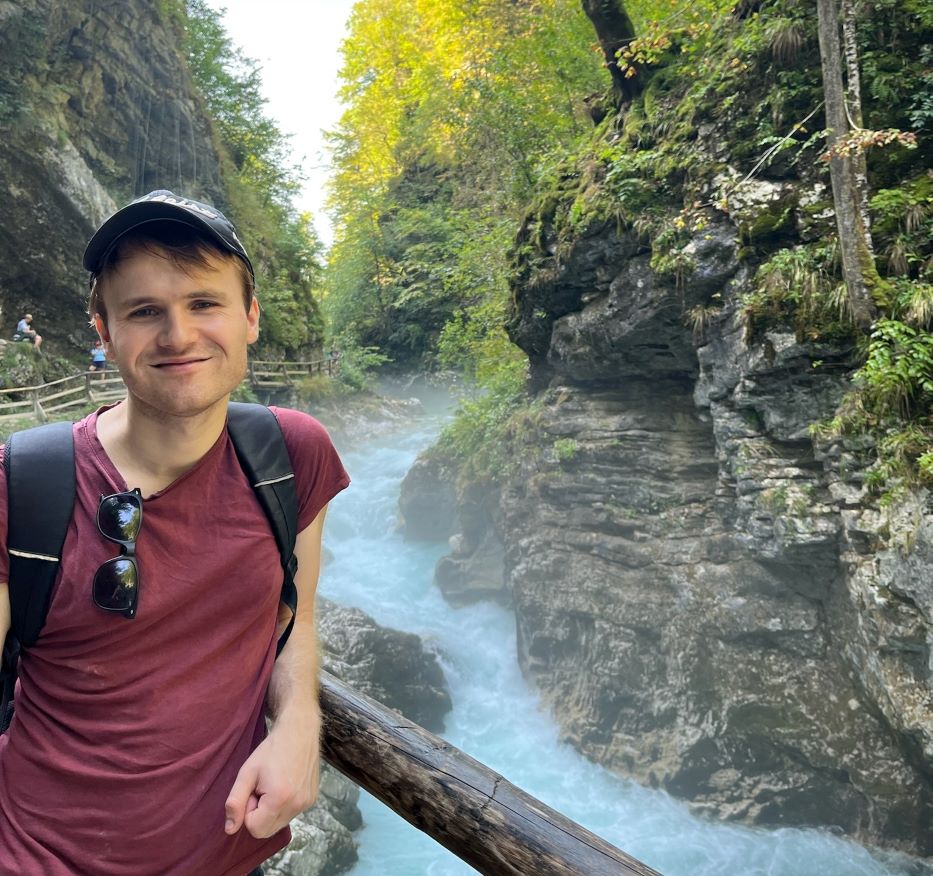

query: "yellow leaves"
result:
(822, 128), (918, 162)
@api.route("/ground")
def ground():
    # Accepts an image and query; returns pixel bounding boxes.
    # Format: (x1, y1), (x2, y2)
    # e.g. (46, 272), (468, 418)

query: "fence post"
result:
(31, 389), (46, 423)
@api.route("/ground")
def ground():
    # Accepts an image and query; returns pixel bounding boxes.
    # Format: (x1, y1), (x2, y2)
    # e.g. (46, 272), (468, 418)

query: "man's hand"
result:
(223, 713), (321, 839)
(225, 509), (328, 839)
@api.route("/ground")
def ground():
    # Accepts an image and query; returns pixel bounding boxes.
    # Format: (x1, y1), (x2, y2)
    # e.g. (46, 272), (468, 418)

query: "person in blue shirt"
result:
(14, 314), (42, 351)
(89, 339), (107, 371)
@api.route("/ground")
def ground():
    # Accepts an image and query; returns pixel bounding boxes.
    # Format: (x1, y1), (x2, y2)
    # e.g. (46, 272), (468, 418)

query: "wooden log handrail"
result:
(320, 671), (662, 876)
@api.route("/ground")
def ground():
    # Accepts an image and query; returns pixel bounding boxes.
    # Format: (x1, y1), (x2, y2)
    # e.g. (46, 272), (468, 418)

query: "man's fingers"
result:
(244, 791), (285, 839)
(224, 764), (258, 834)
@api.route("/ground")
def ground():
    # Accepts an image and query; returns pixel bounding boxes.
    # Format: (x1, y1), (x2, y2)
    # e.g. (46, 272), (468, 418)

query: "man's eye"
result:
(128, 307), (157, 318)
(193, 300), (218, 310)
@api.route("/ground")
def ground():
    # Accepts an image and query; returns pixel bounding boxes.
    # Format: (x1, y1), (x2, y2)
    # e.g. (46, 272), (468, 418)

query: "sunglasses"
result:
(93, 488), (143, 619)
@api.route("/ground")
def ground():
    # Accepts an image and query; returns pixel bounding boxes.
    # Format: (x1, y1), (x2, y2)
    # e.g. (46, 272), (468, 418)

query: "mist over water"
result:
(318, 385), (916, 876)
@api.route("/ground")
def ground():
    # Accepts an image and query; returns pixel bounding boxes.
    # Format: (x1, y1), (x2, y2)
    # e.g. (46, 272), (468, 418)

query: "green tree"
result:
(326, 0), (605, 368)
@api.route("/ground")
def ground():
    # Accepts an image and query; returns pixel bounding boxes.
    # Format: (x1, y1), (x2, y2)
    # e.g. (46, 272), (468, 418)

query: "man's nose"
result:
(159, 309), (197, 347)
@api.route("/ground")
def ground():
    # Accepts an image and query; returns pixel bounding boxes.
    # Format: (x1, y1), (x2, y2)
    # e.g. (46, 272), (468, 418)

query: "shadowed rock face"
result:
(436, 210), (932, 855)
(501, 379), (929, 850)
(0, 0), (224, 351)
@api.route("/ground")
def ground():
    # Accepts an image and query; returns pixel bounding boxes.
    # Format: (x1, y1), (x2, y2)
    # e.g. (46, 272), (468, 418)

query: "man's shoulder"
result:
(267, 406), (332, 442)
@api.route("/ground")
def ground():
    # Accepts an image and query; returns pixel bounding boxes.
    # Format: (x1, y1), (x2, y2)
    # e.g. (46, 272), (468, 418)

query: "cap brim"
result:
(83, 201), (249, 275)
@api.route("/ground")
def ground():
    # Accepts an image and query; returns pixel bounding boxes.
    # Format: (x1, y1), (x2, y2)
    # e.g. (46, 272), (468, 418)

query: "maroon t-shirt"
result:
(0, 405), (349, 876)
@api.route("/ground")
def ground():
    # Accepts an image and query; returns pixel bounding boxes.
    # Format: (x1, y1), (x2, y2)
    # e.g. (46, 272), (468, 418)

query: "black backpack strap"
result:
(226, 402), (299, 656)
(2, 420), (76, 731)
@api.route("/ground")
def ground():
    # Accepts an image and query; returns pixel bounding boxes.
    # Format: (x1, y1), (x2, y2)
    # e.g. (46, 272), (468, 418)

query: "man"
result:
(0, 190), (349, 875)
(14, 313), (42, 351)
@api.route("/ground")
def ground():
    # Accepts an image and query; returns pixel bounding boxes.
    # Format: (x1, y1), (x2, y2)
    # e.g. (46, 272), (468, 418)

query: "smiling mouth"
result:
(152, 358), (210, 369)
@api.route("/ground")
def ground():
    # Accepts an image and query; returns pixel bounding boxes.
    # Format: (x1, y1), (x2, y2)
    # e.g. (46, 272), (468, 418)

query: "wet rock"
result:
(265, 766), (361, 876)
(397, 452), (458, 541)
(318, 598), (452, 733)
(435, 526), (507, 605)
(303, 392), (425, 452)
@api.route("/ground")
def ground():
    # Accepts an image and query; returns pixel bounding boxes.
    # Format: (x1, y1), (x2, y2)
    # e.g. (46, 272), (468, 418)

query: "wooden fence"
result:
(248, 356), (338, 389)
(0, 371), (126, 423)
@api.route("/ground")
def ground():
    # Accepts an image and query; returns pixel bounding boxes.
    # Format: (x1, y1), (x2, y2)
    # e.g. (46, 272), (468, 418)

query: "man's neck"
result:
(97, 398), (229, 497)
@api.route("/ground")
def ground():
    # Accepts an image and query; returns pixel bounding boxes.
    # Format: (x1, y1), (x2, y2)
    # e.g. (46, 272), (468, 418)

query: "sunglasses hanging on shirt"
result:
(93, 488), (143, 619)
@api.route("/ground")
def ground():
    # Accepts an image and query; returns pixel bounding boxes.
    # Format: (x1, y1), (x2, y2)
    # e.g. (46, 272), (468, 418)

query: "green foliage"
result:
(553, 437), (578, 462)
(434, 354), (529, 484)
(293, 374), (342, 406)
(0, 344), (74, 390)
(741, 243), (855, 343)
(185, 0), (300, 209)
(326, 0), (606, 369)
(817, 316), (933, 495)
(869, 175), (933, 280)
(230, 381), (259, 404)
(437, 292), (519, 382)
(858, 320), (933, 419)
(326, 163), (513, 367)
(329, 342), (393, 393)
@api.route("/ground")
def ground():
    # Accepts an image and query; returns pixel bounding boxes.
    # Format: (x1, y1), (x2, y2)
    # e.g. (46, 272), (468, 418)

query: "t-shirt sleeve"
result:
(0, 444), (8, 583)
(270, 407), (350, 531)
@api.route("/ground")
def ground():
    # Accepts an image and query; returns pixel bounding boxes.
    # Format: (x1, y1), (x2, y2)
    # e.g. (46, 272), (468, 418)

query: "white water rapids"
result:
(316, 385), (917, 876)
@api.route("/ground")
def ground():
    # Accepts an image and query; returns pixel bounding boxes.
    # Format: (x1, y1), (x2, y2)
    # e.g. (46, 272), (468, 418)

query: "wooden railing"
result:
(320, 671), (663, 876)
(0, 371), (126, 423)
(248, 357), (338, 389)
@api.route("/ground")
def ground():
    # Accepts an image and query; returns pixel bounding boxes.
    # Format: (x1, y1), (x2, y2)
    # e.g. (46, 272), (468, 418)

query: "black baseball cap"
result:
(83, 189), (254, 279)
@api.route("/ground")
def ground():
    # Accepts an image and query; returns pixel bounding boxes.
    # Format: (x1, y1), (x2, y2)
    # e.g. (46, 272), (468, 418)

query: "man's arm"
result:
(224, 505), (328, 839)
(0, 583), (9, 646)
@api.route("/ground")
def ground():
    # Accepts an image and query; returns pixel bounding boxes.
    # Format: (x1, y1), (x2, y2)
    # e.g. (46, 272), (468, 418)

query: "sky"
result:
(206, 0), (357, 247)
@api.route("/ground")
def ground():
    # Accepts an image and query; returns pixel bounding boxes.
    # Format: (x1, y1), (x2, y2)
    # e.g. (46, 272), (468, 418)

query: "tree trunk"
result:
(816, 0), (878, 328)
(580, 0), (641, 104)
(840, 0), (874, 251)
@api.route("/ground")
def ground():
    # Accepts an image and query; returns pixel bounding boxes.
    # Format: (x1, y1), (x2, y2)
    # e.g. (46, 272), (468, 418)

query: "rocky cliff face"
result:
(402, 204), (932, 857)
(0, 0), (224, 351)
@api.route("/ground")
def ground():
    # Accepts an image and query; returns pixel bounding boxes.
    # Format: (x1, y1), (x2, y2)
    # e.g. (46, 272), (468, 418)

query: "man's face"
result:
(94, 245), (259, 420)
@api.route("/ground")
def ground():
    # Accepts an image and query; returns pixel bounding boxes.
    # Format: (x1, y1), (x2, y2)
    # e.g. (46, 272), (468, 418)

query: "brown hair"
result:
(88, 224), (255, 326)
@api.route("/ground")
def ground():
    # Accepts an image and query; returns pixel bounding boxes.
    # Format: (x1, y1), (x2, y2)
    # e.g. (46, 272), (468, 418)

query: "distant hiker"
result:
(13, 313), (42, 351)
(88, 338), (107, 371)
(0, 189), (350, 875)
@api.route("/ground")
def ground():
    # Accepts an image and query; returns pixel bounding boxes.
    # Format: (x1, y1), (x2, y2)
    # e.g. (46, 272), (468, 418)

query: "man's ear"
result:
(94, 313), (111, 344)
(246, 296), (260, 345)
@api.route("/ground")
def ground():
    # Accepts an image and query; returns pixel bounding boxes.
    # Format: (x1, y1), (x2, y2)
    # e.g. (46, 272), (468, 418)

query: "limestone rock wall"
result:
(0, 0), (225, 352)
(497, 207), (933, 855)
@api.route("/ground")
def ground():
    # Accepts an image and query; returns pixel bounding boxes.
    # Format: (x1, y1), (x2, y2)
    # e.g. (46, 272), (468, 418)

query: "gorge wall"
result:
(0, 0), (225, 352)
(404, 174), (932, 858)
